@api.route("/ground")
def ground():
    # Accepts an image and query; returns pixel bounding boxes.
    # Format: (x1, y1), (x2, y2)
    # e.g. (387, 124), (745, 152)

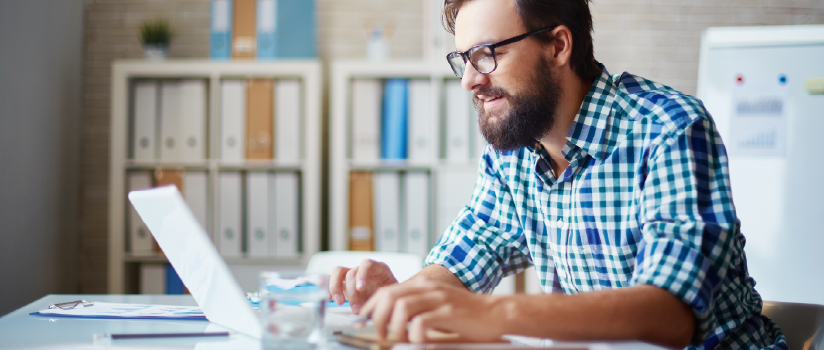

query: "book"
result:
(381, 79), (408, 160)
(349, 171), (374, 251)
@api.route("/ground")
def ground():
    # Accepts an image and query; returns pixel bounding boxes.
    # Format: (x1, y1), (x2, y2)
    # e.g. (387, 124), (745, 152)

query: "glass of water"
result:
(259, 271), (328, 350)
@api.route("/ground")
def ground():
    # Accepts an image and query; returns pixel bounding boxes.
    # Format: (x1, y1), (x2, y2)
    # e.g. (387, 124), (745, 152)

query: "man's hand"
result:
(328, 259), (399, 314)
(358, 278), (507, 343)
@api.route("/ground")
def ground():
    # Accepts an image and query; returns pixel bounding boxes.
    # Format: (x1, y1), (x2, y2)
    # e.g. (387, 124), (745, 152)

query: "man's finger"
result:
(356, 259), (382, 291)
(408, 307), (452, 344)
(345, 266), (361, 312)
(388, 293), (445, 342)
(361, 285), (438, 339)
(328, 266), (349, 305)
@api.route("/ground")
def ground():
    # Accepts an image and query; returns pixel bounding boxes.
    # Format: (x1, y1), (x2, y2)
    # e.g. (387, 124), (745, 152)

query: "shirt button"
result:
(556, 218), (565, 228)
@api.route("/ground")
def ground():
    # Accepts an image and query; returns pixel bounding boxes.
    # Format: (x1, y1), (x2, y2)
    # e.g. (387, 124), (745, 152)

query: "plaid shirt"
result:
(425, 65), (787, 350)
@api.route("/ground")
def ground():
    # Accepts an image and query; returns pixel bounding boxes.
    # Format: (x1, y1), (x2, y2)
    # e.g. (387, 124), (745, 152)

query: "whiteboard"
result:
(696, 25), (824, 305)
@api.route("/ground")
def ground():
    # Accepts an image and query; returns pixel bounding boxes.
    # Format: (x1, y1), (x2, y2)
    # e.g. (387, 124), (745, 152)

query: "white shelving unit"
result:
(108, 60), (322, 293)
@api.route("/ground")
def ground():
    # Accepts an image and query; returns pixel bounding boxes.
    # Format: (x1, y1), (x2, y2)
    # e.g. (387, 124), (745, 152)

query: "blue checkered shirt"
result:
(425, 65), (787, 349)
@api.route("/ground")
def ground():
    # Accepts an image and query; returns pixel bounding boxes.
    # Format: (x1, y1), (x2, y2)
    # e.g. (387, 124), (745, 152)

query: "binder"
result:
(246, 171), (270, 257)
(154, 169), (183, 192)
(232, 0), (256, 58)
(407, 79), (433, 161)
(373, 172), (401, 252)
(128, 171), (154, 255)
(221, 80), (246, 161)
(272, 172), (299, 257)
(246, 79), (274, 160)
(348, 172), (374, 251)
(275, 79), (301, 160)
(436, 169), (476, 236)
(179, 80), (207, 161)
(165, 263), (185, 294)
(132, 80), (158, 161)
(183, 171), (208, 229)
(351, 79), (382, 160)
(210, 0), (233, 59)
(218, 172), (243, 257)
(139, 264), (165, 294)
(275, 0), (316, 58)
(404, 172), (430, 257)
(159, 81), (182, 161)
(381, 79), (408, 160)
(256, 0), (277, 58)
(444, 80), (471, 161)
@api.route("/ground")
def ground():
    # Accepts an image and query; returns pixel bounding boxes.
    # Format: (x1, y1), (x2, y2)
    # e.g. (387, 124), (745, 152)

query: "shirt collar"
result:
(564, 64), (617, 161)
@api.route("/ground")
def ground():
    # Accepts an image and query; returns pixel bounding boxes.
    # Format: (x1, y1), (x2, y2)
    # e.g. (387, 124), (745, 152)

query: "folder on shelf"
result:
(159, 81), (182, 161)
(210, 0), (233, 59)
(246, 79), (274, 160)
(256, 0), (276, 58)
(246, 171), (270, 257)
(275, 79), (301, 161)
(349, 171), (374, 251)
(407, 79), (433, 161)
(165, 263), (186, 294)
(154, 169), (183, 192)
(183, 171), (209, 230)
(178, 80), (207, 161)
(351, 79), (382, 161)
(374, 172), (401, 252)
(221, 80), (246, 161)
(404, 172), (430, 257)
(272, 172), (299, 257)
(381, 79), (408, 160)
(444, 80), (471, 161)
(275, 0), (316, 58)
(128, 171), (154, 255)
(132, 80), (158, 161)
(232, 0), (256, 58)
(139, 263), (165, 294)
(436, 169), (477, 236)
(219, 172), (243, 257)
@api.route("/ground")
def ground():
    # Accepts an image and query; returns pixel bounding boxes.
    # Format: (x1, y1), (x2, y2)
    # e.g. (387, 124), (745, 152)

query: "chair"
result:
(305, 251), (424, 283)
(762, 300), (824, 350)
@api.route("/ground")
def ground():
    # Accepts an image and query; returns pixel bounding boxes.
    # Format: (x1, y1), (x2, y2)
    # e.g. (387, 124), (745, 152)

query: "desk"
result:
(0, 295), (666, 350)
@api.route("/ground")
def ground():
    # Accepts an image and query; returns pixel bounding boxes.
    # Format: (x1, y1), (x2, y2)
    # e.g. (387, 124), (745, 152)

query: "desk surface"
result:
(0, 295), (665, 350)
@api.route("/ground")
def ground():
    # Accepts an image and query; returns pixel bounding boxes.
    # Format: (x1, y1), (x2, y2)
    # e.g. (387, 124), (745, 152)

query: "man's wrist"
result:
(487, 294), (522, 335)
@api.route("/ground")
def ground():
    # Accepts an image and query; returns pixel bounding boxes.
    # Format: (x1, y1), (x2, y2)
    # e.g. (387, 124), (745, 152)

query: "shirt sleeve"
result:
(424, 148), (533, 293)
(631, 114), (744, 345)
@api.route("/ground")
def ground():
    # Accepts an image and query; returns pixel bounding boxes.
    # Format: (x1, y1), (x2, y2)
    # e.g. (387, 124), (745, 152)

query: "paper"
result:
(31, 302), (205, 319)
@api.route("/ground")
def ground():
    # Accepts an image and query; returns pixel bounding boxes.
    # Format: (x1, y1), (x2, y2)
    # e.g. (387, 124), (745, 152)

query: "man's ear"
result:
(547, 25), (573, 68)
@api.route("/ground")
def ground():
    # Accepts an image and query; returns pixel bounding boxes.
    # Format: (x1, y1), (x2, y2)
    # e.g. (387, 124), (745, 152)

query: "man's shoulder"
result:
(611, 72), (711, 136)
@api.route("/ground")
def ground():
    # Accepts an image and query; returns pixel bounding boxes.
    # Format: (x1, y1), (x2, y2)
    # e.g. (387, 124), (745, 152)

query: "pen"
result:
(95, 331), (233, 340)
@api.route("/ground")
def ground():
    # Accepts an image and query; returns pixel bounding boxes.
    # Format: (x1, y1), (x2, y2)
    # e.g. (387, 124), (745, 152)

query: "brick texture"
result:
(78, 0), (824, 292)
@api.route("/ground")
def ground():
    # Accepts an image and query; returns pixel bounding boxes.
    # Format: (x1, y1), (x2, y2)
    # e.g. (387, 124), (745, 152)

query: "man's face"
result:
(455, 0), (561, 151)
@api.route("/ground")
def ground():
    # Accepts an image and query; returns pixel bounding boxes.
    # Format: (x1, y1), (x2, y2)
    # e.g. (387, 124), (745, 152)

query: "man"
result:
(329, 0), (787, 349)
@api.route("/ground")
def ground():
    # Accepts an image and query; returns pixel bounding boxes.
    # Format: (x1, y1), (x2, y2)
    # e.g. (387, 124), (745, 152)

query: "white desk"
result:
(0, 295), (666, 350)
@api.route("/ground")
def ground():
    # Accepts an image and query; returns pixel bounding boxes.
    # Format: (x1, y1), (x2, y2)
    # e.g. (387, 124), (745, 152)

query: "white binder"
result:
(132, 81), (158, 161)
(221, 80), (246, 161)
(218, 172), (242, 257)
(436, 169), (477, 235)
(183, 172), (209, 231)
(444, 80), (471, 161)
(139, 264), (165, 294)
(128, 172), (154, 255)
(160, 81), (182, 161)
(272, 172), (299, 257)
(351, 79), (382, 160)
(408, 80), (433, 161)
(179, 80), (207, 161)
(246, 172), (270, 257)
(275, 80), (301, 160)
(373, 172), (401, 252)
(404, 172), (430, 257)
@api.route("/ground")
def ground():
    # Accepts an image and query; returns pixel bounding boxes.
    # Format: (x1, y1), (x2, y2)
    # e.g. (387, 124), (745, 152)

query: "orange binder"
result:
(246, 79), (274, 159)
(348, 171), (374, 251)
(152, 168), (184, 254)
(232, 0), (257, 58)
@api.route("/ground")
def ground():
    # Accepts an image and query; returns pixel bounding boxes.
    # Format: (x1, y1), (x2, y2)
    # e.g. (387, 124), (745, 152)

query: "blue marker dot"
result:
(779, 75), (787, 85)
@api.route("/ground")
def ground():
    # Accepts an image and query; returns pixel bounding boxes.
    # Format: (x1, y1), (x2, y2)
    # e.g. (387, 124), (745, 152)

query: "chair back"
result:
(763, 300), (824, 350)
(305, 251), (424, 283)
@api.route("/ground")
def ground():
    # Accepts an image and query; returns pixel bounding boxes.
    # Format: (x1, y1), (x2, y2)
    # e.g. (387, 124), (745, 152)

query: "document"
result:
(31, 302), (205, 319)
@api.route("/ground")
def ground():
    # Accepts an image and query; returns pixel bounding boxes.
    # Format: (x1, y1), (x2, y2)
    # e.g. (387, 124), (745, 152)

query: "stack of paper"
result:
(31, 302), (205, 320)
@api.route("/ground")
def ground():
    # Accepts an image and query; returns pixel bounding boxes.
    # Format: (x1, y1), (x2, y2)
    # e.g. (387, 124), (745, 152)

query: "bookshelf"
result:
(108, 60), (322, 294)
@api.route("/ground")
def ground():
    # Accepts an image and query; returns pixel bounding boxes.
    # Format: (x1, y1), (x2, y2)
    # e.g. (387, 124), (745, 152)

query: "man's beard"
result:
(473, 56), (561, 151)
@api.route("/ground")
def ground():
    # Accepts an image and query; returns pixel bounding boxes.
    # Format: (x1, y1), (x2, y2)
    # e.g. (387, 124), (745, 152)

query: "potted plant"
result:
(139, 19), (172, 60)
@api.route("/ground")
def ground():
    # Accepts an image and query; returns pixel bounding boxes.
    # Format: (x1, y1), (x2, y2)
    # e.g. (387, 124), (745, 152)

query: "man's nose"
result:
(461, 62), (488, 91)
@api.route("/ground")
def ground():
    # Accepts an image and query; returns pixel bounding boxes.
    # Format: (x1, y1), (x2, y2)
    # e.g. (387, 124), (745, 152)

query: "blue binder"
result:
(381, 79), (409, 159)
(275, 0), (316, 58)
(165, 264), (185, 295)
(210, 0), (233, 59)
(257, 0), (277, 58)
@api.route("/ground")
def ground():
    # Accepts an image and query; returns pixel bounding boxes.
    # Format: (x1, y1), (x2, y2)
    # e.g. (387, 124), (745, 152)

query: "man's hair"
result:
(443, 0), (601, 81)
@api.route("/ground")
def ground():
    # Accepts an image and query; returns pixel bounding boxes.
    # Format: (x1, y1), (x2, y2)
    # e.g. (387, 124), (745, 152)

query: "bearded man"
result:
(328, 0), (787, 348)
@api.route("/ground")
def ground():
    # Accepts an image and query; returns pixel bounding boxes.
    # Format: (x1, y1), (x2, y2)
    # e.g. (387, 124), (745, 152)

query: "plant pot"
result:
(143, 44), (168, 60)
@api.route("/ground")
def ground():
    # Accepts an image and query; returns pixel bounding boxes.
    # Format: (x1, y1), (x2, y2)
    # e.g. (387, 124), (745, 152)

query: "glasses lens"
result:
(447, 53), (466, 78)
(469, 46), (496, 74)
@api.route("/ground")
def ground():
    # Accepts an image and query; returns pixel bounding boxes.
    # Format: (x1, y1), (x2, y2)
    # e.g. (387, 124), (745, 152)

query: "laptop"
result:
(129, 185), (262, 338)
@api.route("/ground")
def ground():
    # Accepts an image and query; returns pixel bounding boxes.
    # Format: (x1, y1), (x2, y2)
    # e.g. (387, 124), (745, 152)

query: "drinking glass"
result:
(259, 271), (329, 350)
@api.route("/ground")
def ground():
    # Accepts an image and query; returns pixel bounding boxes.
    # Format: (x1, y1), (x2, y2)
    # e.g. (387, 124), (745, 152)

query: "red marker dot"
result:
(735, 74), (744, 85)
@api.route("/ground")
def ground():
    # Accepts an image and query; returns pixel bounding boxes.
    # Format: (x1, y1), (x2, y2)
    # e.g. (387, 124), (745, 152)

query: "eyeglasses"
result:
(446, 26), (557, 78)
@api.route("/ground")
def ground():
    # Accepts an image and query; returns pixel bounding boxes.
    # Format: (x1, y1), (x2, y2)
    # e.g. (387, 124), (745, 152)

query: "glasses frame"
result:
(446, 26), (557, 78)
